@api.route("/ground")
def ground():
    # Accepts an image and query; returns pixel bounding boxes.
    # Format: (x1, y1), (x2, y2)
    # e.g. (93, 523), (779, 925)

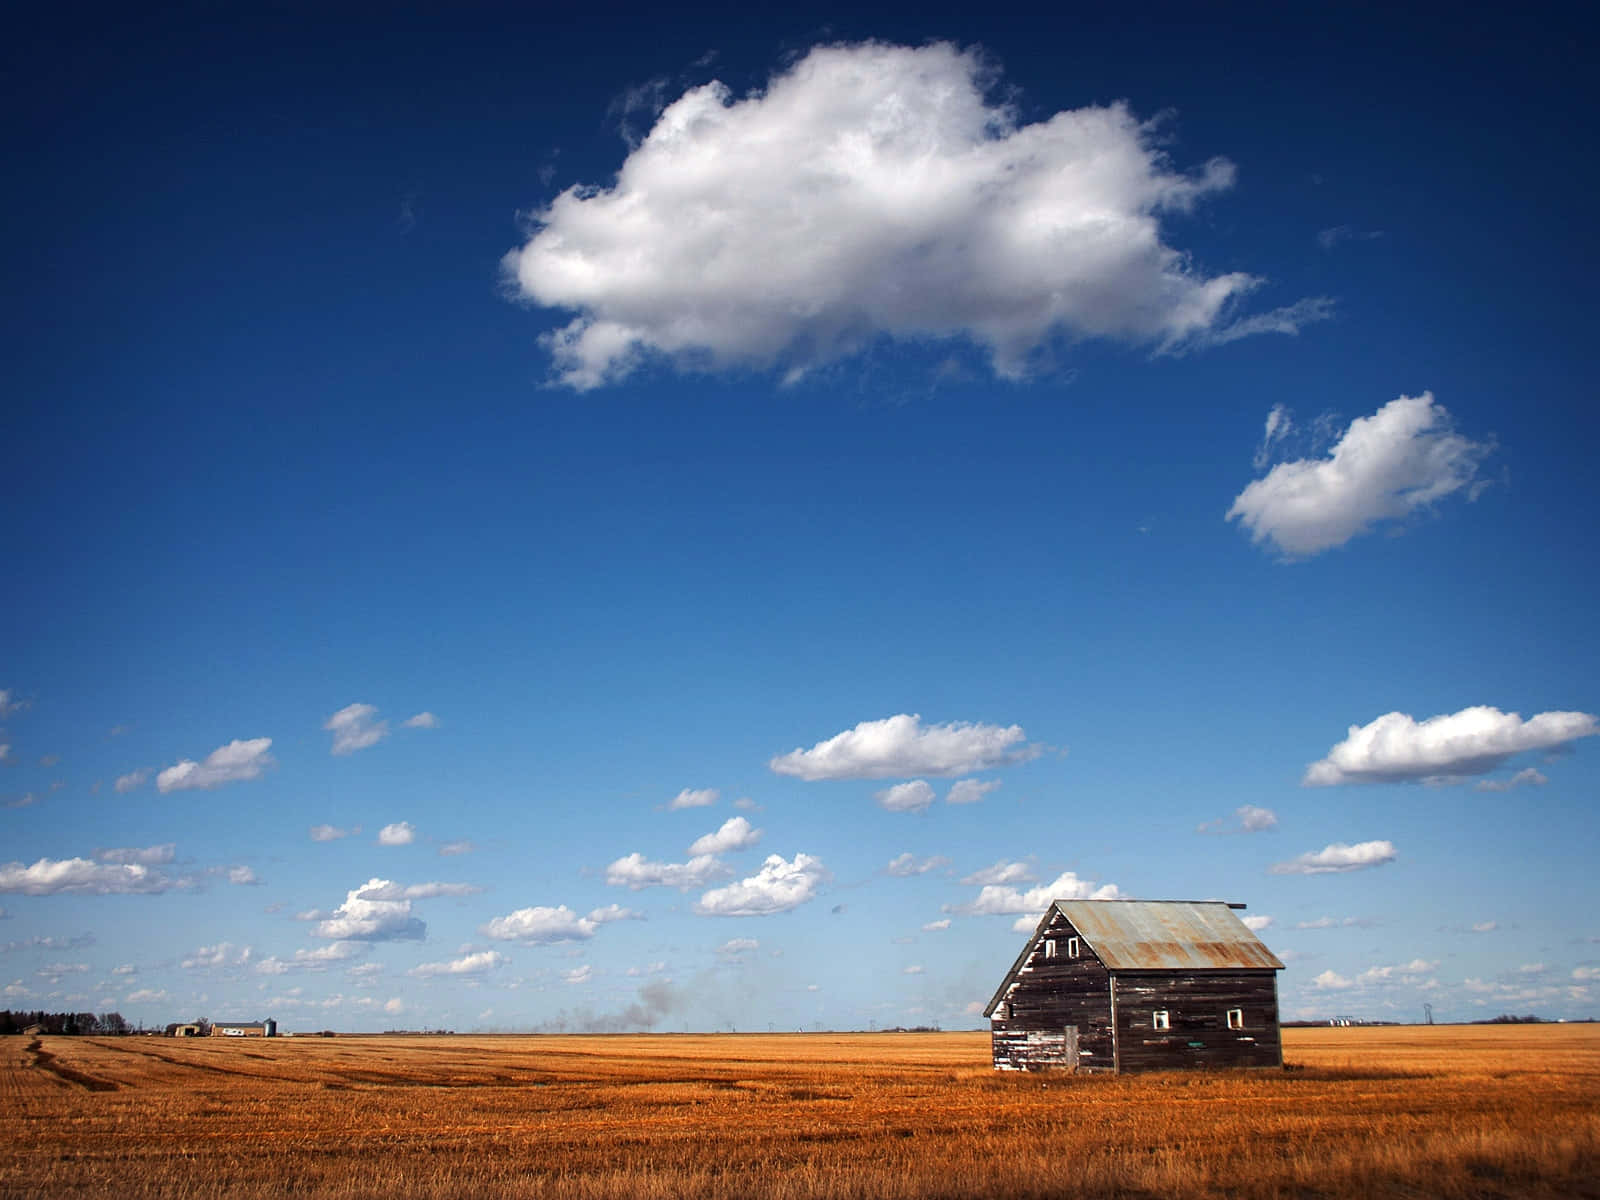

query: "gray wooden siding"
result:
(989, 912), (1116, 1071)
(1111, 970), (1281, 1072)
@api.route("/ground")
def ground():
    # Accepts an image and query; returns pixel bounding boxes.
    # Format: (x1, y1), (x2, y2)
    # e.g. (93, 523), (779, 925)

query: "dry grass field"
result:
(4, 1025), (1598, 1199)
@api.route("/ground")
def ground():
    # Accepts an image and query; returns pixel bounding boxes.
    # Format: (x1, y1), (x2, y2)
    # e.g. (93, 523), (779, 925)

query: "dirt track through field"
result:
(3, 1026), (1598, 1199)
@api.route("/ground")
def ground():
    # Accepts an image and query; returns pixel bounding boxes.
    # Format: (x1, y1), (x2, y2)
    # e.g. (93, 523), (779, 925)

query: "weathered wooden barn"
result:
(984, 899), (1284, 1073)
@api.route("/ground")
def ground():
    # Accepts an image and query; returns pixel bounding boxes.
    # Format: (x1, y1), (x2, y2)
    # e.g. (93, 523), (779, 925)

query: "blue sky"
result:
(4, 3), (1596, 1031)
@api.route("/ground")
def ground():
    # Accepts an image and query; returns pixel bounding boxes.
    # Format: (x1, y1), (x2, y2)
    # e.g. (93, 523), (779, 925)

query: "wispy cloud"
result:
(408, 950), (506, 978)
(886, 853), (950, 877)
(402, 712), (439, 729)
(310, 824), (357, 842)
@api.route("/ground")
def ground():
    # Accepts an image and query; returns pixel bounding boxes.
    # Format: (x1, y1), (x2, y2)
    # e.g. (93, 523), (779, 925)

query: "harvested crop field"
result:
(4, 1025), (1598, 1199)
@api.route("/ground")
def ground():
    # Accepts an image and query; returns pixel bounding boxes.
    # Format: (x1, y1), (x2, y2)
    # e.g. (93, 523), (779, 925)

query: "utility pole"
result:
(1423, 1002), (1434, 1025)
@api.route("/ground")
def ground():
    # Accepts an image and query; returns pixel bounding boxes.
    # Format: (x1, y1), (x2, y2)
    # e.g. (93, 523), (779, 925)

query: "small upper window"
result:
(1044, 938), (1057, 958)
(1227, 1008), (1244, 1030)
(1066, 936), (1081, 959)
(1152, 1010), (1171, 1031)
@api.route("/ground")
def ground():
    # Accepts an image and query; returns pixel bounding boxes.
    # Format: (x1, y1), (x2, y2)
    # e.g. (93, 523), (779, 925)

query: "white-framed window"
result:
(1066, 936), (1080, 958)
(1227, 1008), (1244, 1030)
(1044, 938), (1057, 958)
(1152, 1010), (1170, 1031)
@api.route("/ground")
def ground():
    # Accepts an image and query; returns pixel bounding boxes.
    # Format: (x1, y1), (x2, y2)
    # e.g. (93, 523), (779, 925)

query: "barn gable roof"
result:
(983, 899), (1283, 1017)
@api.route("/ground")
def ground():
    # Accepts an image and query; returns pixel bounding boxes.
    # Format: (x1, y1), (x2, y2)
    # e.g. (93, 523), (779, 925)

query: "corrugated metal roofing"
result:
(1052, 900), (1285, 971)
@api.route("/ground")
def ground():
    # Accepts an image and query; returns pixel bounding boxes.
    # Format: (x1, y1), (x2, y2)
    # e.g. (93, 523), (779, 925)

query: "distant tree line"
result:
(0, 1010), (133, 1036)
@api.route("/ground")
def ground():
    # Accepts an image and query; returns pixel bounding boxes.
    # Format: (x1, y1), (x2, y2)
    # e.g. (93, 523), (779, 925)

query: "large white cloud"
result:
(0, 857), (175, 896)
(1304, 706), (1598, 786)
(1228, 393), (1494, 557)
(605, 852), (729, 891)
(770, 713), (1036, 781)
(694, 853), (830, 917)
(480, 903), (640, 944)
(687, 816), (761, 856)
(1270, 840), (1397, 875)
(157, 738), (274, 792)
(313, 878), (427, 942)
(506, 41), (1321, 390)
(326, 703), (389, 755)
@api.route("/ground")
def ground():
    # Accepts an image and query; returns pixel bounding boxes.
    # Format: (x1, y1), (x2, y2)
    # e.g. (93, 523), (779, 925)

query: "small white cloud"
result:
(402, 712), (439, 729)
(1198, 805), (1278, 835)
(732, 796), (760, 811)
(1228, 393), (1494, 558)
(384, 997), (405, 1015)
(228, 866), (261, 886)
(1311, 969), (1355, 990)
(507, 42), (1316, 390)
(960, 861), (1034, 887)
(886, 853), (950, 877)
(325, 703), (390, 755)
(694, 853), (829, 917)
(113, 769), (150, 794)
(310, 824), (355, 842)
(903, 965), (924, 975)
(957, 869), (1120, 917)
(355, 881), (480, 901)
(562, 964), (593, 986)
(157, 738), (274, 792)
(376, 822), (416, 847)
(125, 987), (170, 1004)
(718, 937), (759, 960)
(111, 964), (137, 976)
(1270, 840), (1397, 875)
(921, 919), (951, 932)
(480, 904), (639, 944)
(946, 778), (1000, 805)
(1241, 914), (1274, 932)
(770, 714), (1037, 781)
(668, 787), (719, 810)
(605, 852), (728, 891)
(1316, 225), (1382, 251)
(0, 689), (27, 718)
(96, 844), (175, 867)
(181, 942), (252, 970)
(408, 950), (507, 978)
(1471, 921), (1499, 933)
(437, 840), (474, 856)
(1295, 915), (1376, 930)
(875, 780), (935, 813)
(1573, 967), (1600, 982)
(688, 816), (761, 856)
(1304, 706), (1596, 786)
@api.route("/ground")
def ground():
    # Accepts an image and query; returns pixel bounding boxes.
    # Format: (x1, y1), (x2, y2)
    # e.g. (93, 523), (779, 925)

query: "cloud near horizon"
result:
(1304, 706), (1597, 785)
(506, 41), (1324, 390)
(770, 714), (1037, 781)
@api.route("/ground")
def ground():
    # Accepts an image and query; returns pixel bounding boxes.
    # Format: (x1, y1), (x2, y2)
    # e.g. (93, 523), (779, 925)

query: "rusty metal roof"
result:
(1052, 900), (1284, 972)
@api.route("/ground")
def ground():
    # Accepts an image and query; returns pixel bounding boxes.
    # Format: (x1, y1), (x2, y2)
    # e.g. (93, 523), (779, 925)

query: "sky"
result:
(4, 2), (1597, 1032)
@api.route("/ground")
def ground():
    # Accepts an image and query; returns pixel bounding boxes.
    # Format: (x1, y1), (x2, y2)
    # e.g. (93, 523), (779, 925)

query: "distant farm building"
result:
(984, 899), (1284, 1073)
(172, 1024), (203, 1037)
(212, 1020), (277, 1038)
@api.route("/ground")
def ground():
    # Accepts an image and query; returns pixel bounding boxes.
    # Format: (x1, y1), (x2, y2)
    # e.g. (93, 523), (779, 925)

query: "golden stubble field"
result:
(4, 1025), (1598, 1199)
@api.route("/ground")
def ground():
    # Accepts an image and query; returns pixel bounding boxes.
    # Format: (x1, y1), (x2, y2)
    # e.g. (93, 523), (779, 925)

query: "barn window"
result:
(1066, 937), (1080, 958)
(1044, 938), (1057, 958)
(995, 1002), (1009, 1020)
(1152, 1010), (1171, 1031)
(1227, 1008), (1244, 1030)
